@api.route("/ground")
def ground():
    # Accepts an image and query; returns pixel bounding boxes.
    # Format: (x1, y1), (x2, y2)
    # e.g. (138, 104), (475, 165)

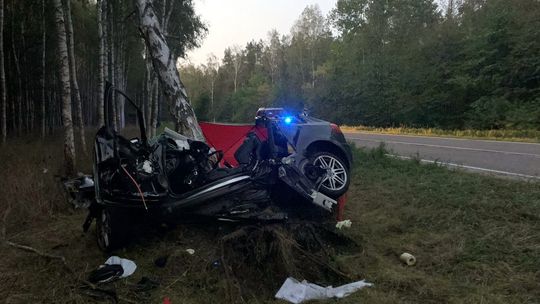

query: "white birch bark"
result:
(54, 0), (76, 176)
(151, 80), (158, 137)
(134, 0), (205, 141)
(97, 0), (105, 126)
(205, 54), (219, 122)
(109, 3), (118, 130)
(64, 0), (87, 154)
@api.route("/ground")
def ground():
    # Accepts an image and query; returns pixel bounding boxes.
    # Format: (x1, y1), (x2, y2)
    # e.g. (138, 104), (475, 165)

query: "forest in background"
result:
(0, 0), (539, 150)
(0, 0), (206, 142)
(183, 0), (540, 130)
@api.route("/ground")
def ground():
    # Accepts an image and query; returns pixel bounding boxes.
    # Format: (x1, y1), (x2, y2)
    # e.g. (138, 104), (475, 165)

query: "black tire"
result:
(96, 207), (128, 252)
(302, 151), (350, 199)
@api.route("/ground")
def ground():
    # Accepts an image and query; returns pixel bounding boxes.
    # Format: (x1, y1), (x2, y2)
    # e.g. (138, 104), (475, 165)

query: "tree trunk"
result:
(108, 1), (118, 130)
(211, 79), (215, 122)
(151, 79), (158, 137)
(41, 0), (46, 138)
(54, 0), (76, 176)
(64, 0), (87, 154)
(97, 0), (105, 126)
(10, 11), (22, 135)
(134, 0), (205, 141)
(143, 54), (151, 130)
(21, 21), (29, 133)
(0, 0), (5, 144)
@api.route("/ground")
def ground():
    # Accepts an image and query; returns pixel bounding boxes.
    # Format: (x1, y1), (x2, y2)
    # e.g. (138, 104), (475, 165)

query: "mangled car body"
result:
(72, 84), (352, 251)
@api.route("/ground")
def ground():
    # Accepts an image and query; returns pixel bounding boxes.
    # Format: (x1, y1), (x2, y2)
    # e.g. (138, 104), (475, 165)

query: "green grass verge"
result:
(341, 145), (540, 303)
(342, 125), (540, 143)
(1, 137), (539, 303)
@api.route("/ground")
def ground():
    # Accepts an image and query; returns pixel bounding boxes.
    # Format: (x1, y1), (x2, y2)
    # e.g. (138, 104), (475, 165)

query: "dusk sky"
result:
(184, 0), (338, 66)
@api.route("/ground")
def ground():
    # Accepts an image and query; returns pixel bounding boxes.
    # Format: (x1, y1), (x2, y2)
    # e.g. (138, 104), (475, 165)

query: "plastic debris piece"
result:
(142, 160), (153, 174)
(88, 264), (124, 284)
(400, 252), (416, 266)
(185, 249), (195, 255)
(335, 219), (352, 229)
(42, 168), (48, 174)
(275, 277), (372, 304)
(105, 256), (137, 278)
(211, 260), (221, 268)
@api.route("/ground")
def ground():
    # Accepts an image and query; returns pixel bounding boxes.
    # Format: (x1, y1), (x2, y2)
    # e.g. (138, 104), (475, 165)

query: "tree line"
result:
(0, 0), (538, 173)
(182, 0), (540, 130)
(0, 0), (205, 174)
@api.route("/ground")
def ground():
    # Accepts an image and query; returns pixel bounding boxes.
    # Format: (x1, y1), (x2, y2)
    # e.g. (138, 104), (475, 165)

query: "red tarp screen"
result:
(199, 122), (267, 167)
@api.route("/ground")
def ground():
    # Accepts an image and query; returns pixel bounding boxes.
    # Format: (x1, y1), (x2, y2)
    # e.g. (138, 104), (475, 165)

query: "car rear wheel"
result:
(303, 151), (350, 199)
(96, 207), (128, 252)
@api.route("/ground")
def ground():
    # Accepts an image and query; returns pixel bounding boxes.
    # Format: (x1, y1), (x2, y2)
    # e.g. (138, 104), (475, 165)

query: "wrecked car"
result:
(70, 84), (352, 251)
(201, 107), (352, 198)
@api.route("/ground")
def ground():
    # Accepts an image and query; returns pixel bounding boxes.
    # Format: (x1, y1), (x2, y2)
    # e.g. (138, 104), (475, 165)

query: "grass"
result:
(341, 125), (540, 143)
(1, 135), (539, 303)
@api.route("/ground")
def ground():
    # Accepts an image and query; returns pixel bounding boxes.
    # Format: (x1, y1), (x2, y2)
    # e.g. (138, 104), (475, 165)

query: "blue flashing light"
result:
(284, 116), (293, 124)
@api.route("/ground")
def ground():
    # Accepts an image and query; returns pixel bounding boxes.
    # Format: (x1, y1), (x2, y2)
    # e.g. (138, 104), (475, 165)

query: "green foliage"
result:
(229, 73), (273, 123)
(193, 92), (210, 121)
(181, 0), (540, 131)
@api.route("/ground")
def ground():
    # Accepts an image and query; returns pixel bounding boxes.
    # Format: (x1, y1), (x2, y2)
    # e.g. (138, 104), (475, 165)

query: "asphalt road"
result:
(345, 132), (540, 180)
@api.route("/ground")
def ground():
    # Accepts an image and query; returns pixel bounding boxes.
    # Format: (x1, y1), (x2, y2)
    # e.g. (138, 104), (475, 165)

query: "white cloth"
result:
(104, 256), (137, 278)
(275, 277), (372, 304)
(335, 219), (352, 229)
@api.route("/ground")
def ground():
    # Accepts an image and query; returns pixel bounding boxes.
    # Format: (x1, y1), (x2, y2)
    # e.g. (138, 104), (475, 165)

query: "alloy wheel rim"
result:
(99, 210), (110, 248)
(314, 155), (347, 191)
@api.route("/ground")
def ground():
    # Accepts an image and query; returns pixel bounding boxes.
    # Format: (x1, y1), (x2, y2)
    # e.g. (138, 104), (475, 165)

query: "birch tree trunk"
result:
(151, 79), (158, 137)
(134, 0), (205, 141)
(143, 52), (151, 131)
(97, 0), (105, 126)
(54, 0), (76, 176)
(41, 0), (46, 138)
(108, 2), (118, 130)
(0, 0), (5, 144)
(64, 0), (87, 154)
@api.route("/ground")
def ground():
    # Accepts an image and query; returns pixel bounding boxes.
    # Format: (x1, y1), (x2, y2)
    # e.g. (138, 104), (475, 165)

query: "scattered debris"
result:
(62, 175), (95, 208)
(335, 219), (352, 229)
(88, 264), (124, 284)
(400, 252), (416, 266)
(275, 277), (373, 303)
(216, 223), (360, 302)
(42, 168), (48, 174)
(88, 256), (137, 284)
(185, 248), (195, 255)
(105, 256), (137, 277)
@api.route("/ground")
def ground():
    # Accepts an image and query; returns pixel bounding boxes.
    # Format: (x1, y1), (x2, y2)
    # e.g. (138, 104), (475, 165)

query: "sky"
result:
(183, 0), (338, 66)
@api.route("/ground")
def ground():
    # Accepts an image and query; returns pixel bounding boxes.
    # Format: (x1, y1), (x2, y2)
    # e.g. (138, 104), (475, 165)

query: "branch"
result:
(6, 240), (67, 263)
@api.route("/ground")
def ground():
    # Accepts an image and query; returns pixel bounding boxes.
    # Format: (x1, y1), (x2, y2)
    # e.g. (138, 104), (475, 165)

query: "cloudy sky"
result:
(184, 0), (338, 66)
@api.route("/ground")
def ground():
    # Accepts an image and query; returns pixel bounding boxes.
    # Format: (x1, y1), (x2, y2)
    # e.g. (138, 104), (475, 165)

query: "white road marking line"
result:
(344, 131), (540, 146)
(348, 138), (540, 158)
(386, 154), (540, 180)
